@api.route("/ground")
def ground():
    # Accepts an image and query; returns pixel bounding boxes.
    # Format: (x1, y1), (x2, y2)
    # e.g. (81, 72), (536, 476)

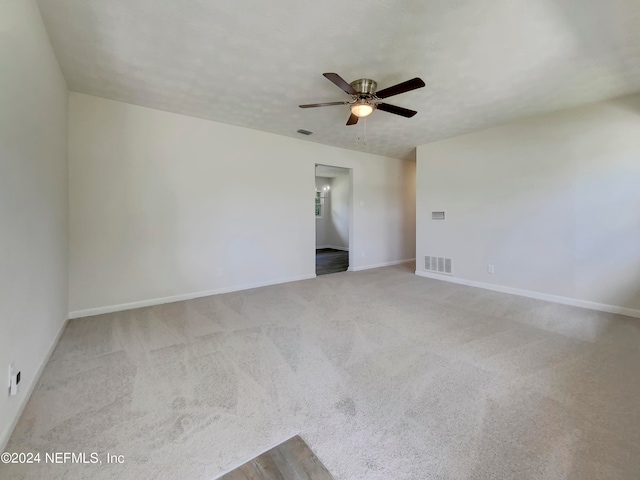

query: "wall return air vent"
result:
(431, 211), (445, 220)
(425, 256), (452, 275)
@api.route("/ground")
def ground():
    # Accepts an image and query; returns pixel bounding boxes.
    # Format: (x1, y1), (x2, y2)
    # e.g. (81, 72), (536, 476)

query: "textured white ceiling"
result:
(38, 0), (640, 159)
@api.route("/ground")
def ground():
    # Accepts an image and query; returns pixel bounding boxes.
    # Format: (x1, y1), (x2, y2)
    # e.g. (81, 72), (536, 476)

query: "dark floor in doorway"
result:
(218, 435), (335, 480)
(316, 248), (348, 276)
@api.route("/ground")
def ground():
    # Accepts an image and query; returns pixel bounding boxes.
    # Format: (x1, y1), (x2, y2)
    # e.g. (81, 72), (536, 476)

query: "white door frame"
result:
(314, 163), (353, 272)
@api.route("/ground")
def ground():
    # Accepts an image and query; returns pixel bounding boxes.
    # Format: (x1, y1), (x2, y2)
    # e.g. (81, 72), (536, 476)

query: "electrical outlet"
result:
(217, 267), (224, 276)
(361, 251), (365, 258)
(487, 264), (495, 274)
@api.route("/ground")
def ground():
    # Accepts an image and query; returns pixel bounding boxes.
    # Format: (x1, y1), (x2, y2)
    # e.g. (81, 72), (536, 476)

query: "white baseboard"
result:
(316, 245), (349, 251)
(351, 258), (416, 272)
(415, 270), (640, 319)
(0, 316), (69, 452)
(68, 273), (317, 319)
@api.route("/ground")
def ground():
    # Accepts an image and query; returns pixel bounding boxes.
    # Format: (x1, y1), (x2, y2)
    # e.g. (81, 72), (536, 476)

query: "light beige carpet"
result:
(2, 264), (640, 480)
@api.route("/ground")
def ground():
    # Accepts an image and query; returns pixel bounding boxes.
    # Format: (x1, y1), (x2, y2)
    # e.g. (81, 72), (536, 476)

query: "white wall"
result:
(416, 94), (640, 315)
(69, 93), (415, 315)
(328, 172), (350, 250)
(0, 0), (68, 449)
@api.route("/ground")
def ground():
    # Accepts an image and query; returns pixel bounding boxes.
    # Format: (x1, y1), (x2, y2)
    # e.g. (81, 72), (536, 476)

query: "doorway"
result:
(315, 164), (352, 275)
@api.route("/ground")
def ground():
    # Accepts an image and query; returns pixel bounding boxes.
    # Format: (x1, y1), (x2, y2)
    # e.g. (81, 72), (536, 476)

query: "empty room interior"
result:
(2, 1), (640, 479)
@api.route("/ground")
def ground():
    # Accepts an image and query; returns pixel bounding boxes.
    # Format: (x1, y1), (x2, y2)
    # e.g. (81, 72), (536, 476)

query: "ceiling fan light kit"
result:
(299, 73), (425, 125)
(351, 99), (374, 118)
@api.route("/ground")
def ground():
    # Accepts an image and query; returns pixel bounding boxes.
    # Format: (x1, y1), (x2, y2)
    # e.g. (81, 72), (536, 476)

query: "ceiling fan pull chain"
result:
(364, 117), (367, 145)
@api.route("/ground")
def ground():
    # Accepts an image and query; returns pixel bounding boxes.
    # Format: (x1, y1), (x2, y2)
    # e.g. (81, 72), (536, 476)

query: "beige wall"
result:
(69, 93), (416, 315)
(416, 94), (640, 315)
(0, 0), (69, 449)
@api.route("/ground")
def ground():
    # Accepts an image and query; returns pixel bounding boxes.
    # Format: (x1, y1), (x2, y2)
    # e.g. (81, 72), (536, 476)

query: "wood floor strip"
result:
(316, 248), (349, 276)
(218, 436), (335, 480)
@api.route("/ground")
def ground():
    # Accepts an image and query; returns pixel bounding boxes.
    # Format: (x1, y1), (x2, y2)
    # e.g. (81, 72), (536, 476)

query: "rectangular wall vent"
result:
(431, 211), (445, 220)
(297, 129), (313, 135)
(424, 256), (452, 274)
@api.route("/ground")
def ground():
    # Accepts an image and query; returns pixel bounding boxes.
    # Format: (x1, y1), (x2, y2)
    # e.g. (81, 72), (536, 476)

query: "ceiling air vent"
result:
(431, 211), (445, 220)
(425, 256), (452, 275)
(297, 129), (313, 135)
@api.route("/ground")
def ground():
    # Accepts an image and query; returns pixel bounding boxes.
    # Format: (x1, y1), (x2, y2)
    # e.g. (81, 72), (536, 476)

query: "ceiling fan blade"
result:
(346, 113), (359, 125)
(375, 77), (425, 99)
(376, 103), (417, 118)
(323, 73), (357, 95)
(299, 101), (350, 108)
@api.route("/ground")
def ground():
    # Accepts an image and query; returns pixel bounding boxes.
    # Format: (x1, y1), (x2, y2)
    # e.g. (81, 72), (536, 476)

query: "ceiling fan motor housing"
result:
(350, 78), (377, 96)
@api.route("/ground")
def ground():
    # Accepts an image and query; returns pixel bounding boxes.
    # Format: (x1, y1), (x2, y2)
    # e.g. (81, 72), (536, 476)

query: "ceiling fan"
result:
(299, 73), (425, 125)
